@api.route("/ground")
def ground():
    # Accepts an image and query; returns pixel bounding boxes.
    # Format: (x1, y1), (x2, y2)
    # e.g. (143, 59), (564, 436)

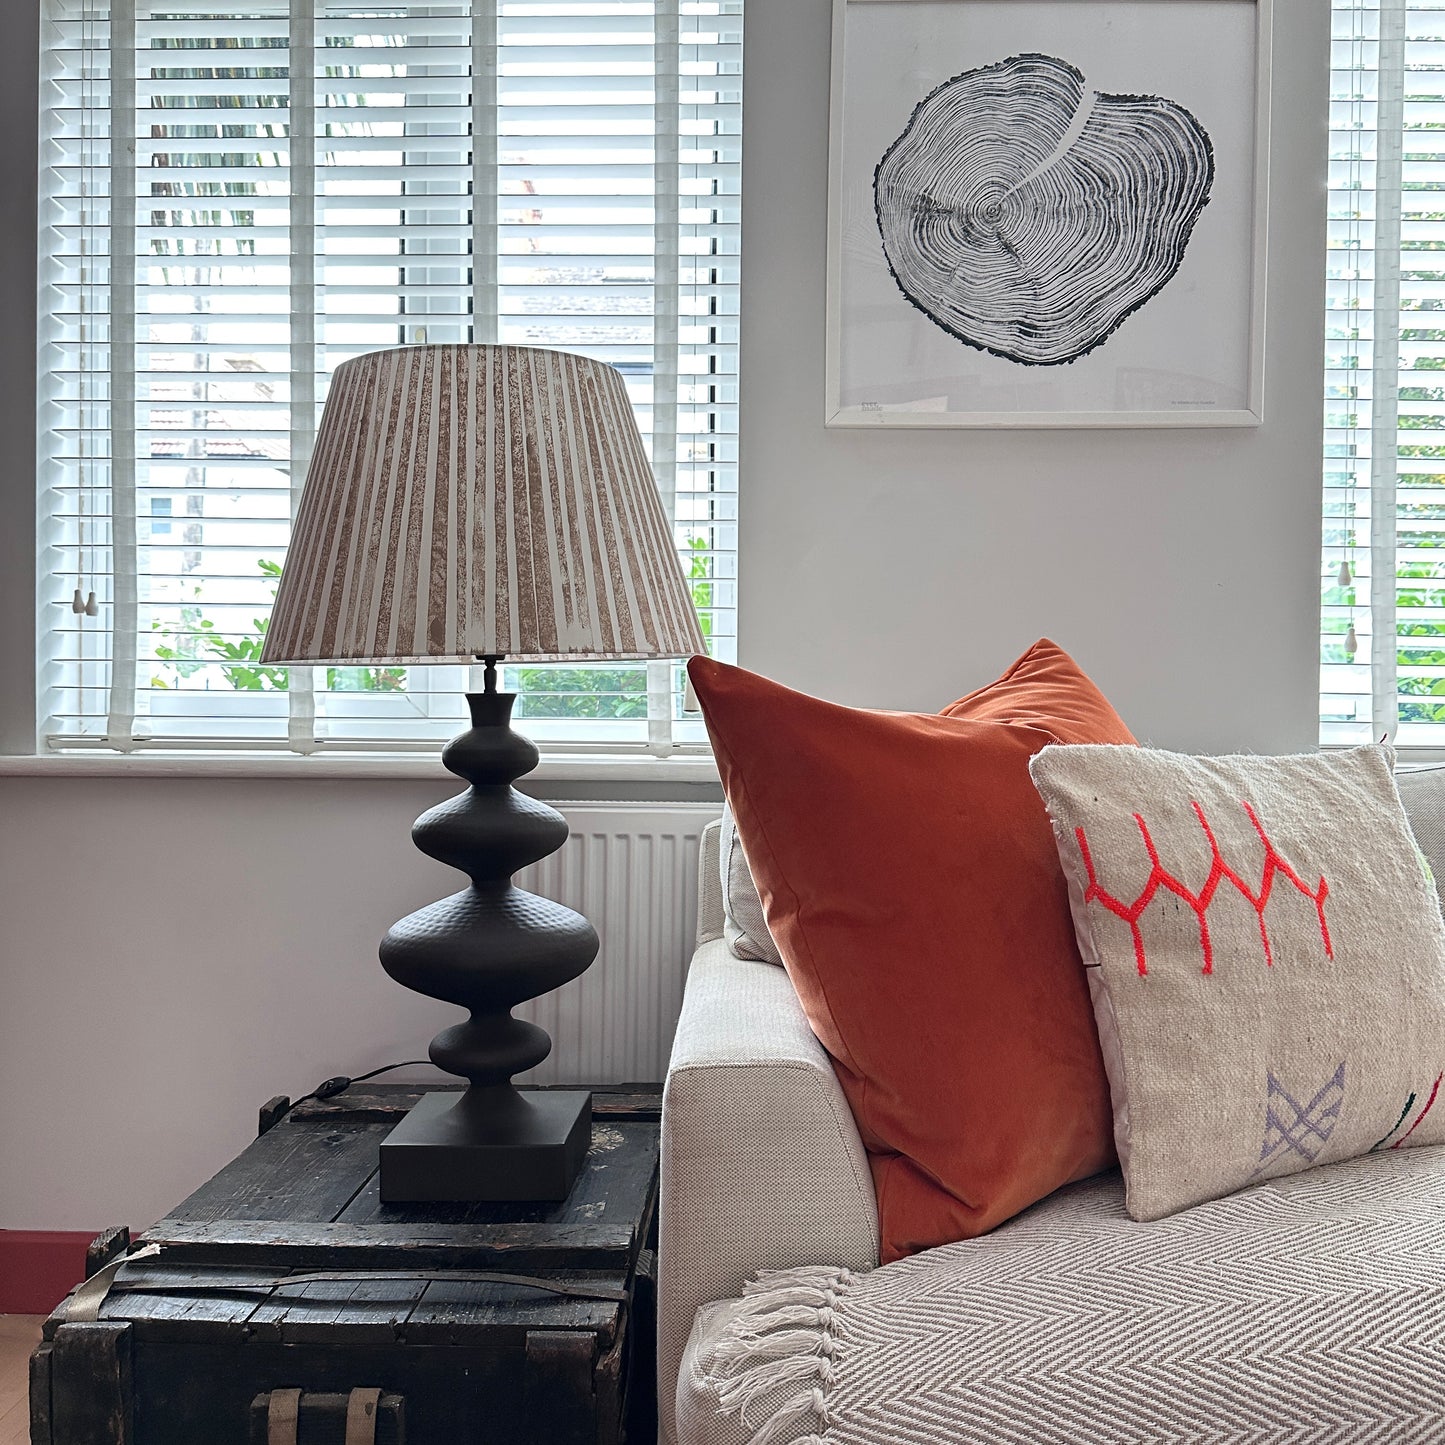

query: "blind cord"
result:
(73, 0), (98, 619)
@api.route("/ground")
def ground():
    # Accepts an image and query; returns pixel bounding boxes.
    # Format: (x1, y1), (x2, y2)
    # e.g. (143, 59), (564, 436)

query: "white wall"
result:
(0, 778), (710, 1232)
(736, 0), (1330, 755)
(0, 778), (460, 1231)
(0, 0), (1332, 1234)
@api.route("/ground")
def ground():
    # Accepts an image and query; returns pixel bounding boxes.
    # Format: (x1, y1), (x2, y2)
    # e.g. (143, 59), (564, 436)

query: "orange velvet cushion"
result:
(688, 640), (1136, 1262)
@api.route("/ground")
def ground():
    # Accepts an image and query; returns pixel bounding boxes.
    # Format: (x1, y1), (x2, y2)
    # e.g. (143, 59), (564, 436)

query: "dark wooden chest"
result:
(30, 1086), (660, 1445)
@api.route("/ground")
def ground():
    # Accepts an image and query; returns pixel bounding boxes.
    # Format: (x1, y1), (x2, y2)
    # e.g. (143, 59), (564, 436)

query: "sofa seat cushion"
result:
(678, 1144), (1445, 1445)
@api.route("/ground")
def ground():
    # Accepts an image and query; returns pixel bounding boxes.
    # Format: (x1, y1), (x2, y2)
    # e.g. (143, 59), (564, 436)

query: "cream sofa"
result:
(660, 770), (1445, 1445)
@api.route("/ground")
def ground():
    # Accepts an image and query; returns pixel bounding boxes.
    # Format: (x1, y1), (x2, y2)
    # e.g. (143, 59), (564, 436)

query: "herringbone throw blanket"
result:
(679, 1146), (1445, 1445)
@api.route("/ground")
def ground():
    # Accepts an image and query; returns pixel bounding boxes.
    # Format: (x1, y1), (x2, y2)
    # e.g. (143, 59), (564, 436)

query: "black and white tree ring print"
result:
(873, 53), (1215, 366)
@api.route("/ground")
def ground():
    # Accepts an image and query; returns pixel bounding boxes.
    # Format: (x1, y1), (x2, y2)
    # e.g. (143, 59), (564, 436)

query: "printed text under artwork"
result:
(1075, 800), (1331, 977)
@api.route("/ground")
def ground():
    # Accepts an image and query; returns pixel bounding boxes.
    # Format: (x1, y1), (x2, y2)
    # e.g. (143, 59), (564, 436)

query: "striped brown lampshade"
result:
(262, 344), (706, 665)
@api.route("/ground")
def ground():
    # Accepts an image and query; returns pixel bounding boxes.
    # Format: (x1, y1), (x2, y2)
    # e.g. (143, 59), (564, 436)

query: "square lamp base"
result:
(378, 1089), (592, 1203)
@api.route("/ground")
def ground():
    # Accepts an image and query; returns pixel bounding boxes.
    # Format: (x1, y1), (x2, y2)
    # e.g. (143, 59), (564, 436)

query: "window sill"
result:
(0, 751), (722, 785)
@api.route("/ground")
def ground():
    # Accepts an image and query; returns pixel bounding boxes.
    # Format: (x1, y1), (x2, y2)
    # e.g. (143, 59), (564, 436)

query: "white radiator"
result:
(512, 802), (719, 1085)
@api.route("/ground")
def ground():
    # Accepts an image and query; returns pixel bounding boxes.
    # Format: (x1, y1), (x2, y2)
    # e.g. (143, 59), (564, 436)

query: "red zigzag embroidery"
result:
(1075, 801), (1332, 978)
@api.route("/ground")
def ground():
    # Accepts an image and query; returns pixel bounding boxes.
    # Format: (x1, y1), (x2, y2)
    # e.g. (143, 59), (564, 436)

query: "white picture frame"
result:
(825, 0), (1272, 428)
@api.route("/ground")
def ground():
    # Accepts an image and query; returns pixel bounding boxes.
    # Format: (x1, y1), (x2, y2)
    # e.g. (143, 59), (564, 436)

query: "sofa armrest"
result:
(658, 938), (879, 1444)
(695, 816), (724, 947)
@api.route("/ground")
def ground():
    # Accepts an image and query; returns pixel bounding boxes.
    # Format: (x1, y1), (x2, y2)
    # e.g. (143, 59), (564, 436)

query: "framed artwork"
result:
(825, 0), (1272, 428)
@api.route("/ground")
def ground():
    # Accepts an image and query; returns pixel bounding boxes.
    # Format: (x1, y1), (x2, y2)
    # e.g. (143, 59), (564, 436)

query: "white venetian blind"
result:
(1322, 0), (1445, 747)
(38, 0), (740, 753)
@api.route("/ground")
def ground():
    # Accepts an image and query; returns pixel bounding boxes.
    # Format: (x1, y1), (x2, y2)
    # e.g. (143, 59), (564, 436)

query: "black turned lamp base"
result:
(376, 657), (601, 1205)
(380, 1088), (593, 1203)
(375, 661), (601, 1208)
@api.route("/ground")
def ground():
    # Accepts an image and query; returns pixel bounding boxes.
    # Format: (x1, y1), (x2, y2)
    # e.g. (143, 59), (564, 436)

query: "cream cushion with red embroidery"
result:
(1029, 742), (1445, 1222)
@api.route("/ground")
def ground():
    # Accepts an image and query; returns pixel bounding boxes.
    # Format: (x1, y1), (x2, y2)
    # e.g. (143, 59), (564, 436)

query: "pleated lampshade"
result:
(262, 344), (707, 665)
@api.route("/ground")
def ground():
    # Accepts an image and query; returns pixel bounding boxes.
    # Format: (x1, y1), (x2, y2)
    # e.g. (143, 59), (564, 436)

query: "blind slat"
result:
(39, 0), (741, 752)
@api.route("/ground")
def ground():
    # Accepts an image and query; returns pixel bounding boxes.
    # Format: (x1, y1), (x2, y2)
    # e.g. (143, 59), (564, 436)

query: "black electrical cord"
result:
(289, 1059), (432, 1111)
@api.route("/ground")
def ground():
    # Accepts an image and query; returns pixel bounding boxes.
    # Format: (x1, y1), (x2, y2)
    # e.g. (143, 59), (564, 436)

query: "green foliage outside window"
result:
(150, 533), (717, 716)
(1326, 527), (1445, 726)
(512, 535), (717, 719)
(150, 558), (406, 694)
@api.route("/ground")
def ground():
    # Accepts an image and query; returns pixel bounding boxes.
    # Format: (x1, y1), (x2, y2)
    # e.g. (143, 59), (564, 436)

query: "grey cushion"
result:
(719, 800), (784, 966)
(1397, 763), (1445, 916)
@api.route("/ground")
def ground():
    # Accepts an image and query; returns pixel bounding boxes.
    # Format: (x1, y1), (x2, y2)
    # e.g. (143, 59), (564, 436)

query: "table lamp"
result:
(261, 344), (706, 1202)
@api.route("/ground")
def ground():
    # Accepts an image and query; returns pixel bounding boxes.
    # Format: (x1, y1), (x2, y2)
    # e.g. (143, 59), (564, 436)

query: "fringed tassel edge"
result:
(705, 1265), (856, 1445)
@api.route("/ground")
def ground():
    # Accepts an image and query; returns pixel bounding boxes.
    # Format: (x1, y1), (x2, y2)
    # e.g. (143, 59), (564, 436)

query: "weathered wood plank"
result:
(252, 1276), (429, 1347)
(134, 1340), (523, 1445)
(141, 1218), (638, 1272)
(85, 1226), (131, 1280)
(257, 1096), (291, 1137)
(595, 1324), (626, 1445)
(247, 1276), (365, 1344)
(247, 1391), (406, 1445)
(98, 1263), (277, 1337)
(91, 1262), (625, 1340)
(403, 1277), (620, 1347)
(588, 1089), (663, 1124)
(522, 1331), (596, 1445)
(286, 1088), (417, 1123)
(162, 1120), (390, 1224)
(624, 1249), (658, 1445)
(28, 1341), (53, 1445)
(296, 1277), (428, 1347)
(247, 1276), (446, 1346)
(51, 1323), (132, 1445)
(284, 1083), (661, 1127)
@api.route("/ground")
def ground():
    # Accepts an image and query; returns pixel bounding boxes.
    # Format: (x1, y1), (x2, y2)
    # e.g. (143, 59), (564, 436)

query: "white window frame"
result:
(22, 0), (739, 768)
(1320, 0), (1445, 758)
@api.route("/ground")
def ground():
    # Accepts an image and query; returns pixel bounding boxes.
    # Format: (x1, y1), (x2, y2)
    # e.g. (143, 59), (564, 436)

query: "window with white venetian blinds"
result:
(39, 0), (739, 753)
(1323, 0), (1445, 747)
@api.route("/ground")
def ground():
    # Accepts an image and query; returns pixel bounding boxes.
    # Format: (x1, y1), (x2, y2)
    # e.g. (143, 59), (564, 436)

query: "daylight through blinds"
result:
(1322, 0), (1445, 747)
(39, 0), (740, 752)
